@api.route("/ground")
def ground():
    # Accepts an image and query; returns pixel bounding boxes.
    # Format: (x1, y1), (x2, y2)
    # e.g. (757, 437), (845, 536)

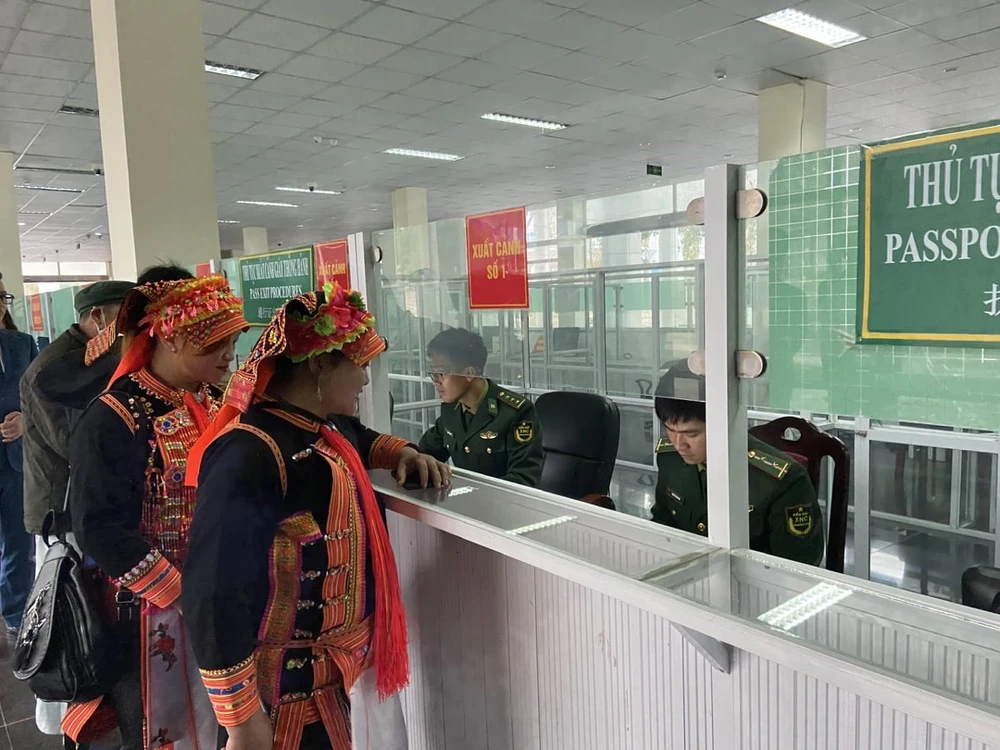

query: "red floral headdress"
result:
(110, 274), (247, 384)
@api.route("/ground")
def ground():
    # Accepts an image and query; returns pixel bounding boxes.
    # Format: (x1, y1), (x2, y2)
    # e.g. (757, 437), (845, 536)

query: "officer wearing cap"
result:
(418, 327), (543, 487)
(652, 361), (824, 565)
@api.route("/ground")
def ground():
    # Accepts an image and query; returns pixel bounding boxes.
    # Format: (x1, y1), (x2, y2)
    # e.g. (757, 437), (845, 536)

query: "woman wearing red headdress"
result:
(182, 284), (448, 750)
(63, 265), (248, 750)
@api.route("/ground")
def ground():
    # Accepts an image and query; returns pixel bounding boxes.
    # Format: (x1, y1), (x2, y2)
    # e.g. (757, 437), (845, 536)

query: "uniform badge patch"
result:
(785, 504), (814, 537)
(480, 430), (498, 440)
(514, 421), (534, 443)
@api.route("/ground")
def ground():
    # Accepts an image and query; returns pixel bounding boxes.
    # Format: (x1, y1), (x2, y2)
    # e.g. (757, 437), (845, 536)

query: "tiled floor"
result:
(0, 645), (63, 750)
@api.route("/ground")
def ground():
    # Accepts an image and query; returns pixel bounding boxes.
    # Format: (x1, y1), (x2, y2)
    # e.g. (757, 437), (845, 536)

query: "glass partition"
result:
(740, 149), (999, 601)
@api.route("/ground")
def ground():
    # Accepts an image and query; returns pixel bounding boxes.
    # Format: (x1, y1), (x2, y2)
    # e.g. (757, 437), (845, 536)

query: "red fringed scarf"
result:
(319, 425), (410, 698)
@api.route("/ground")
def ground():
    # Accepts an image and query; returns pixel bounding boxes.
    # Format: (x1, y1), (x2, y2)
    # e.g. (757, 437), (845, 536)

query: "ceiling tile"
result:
(416, 23), (514, 57)
(584, 64), (669, 93)
(312, 83), (387, 106)
(641, 3), (744, 42)
(883, 0), (995, 26)
(369, 93), (439, 114)
(385, 0), (491, 21)
(0, 0), (29, 30)
(276, 54), (361, 82)
(287, 97), (362, 117)
(228, 13), (331, 51)
(437, 59), (520, 86)
(1, 54), (89, 82)
(257, 0), (373, 27)
(248, 72), (329, 96)
(522, 11), (626, 50)
(202, 3), (250, 35)
(212, 103), (272, 122)
(20, 2), (91, 39)
(578, 28), (673, 63)
(479, 36), (568, 69)
(921, 3), (1000, 41)
(531, 51), (619, 82)
(581, 0), (695, 26)
(226, 89), (303, 110)
(340, 67), (424, 92)
(323, 117), (380, 136)
(881, 43), (969, 72)
(952, 27), (1000, 55)
(405, 77), (479, 102)
(840, 10), (906, 38)
(307, 33), (401, 64)
(397, 115), (451, 134)
(379, 48), (464, 76)
(462, 1), (568, 34)
(9, 30), (93, 64)
(344, 6), (448, 44)
(206, 38), (297, 70)
(242, 122), (308, 139)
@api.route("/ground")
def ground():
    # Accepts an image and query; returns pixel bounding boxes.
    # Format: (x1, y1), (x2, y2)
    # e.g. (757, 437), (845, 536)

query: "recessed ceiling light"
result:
(848, 126), (863, 133)
(944, 66), (959, 73)
(384, 147), (463, 161)
(481, 112), (568, 131)
(297, 224), (305, 228)
(638, 142), (651, 148)
(218, 220), (240, 224)
(276, 186), (342, 195)
(236, 200), (298, 208)
(58, 105), (99, 118)
(722, 153), (734, 159)
(14, 184), (83, 193)
(544, 164), (556, 169)
(204, 61), (264, 80)
(18, 210), (49, 215)
(757, 8), (866, 48)
(18, 222), (25, 227)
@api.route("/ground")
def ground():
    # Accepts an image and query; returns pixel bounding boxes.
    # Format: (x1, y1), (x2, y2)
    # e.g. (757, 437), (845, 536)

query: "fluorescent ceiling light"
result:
(58, 105), (99, 118)
(217, 220), (241, 224)
(757, 8), (866, 48)
(481, 112), (568, 131)
(204, 61), (264, 80)
(236, 200), (298, 208)
(757, 583), (853, 631)
(15, 184), (83, 193)
(384, 147), (463, 161)
(18, 210), (50, 215)
(18, 222), (25, 227)
(276, 186), (342, 195)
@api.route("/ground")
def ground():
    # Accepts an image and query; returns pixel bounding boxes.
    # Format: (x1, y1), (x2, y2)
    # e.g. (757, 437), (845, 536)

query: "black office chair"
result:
(535, 391), (620, 510)
(962, 566), (1000, 613)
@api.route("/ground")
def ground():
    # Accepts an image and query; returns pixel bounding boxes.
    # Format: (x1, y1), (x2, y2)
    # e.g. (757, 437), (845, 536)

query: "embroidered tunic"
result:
(182, 401), (411, 749)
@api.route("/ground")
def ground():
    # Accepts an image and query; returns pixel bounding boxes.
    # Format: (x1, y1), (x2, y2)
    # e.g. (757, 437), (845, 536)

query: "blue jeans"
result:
(0, 471), (33, 629)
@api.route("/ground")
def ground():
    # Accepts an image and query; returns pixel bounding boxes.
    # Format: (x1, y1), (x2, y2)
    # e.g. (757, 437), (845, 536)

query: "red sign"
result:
(195, 262), (213, 278)
(28, 295), (43, 332)
(314, 240), (351, 290)
(465, 207), (528, 309)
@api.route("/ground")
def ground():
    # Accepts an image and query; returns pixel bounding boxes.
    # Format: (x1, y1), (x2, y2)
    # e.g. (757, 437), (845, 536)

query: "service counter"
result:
(373, 468), (1000, 750)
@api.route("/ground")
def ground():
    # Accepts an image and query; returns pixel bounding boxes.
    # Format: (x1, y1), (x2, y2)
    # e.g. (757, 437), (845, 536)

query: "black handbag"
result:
(11, 511), (119, 702)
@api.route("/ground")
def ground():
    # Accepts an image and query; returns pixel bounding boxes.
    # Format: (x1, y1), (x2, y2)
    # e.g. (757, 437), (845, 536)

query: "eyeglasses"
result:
(428, 370), (446, 383)
(0, 294), (14, 304)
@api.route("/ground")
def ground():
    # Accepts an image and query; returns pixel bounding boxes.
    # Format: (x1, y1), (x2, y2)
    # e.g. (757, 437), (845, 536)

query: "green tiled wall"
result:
(766, 146), (1000, 430)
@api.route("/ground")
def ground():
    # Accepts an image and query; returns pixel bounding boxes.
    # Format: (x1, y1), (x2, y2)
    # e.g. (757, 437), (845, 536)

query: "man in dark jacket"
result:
(21, 280), (133, 537)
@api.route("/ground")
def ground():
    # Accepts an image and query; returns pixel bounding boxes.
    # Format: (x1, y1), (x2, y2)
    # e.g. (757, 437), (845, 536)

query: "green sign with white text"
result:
(858, 122), (1000, 345)
(238, 247), (314, 325)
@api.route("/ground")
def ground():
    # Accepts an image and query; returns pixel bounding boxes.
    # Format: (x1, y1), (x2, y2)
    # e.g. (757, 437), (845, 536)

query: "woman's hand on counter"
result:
(395, 447), (451, 489)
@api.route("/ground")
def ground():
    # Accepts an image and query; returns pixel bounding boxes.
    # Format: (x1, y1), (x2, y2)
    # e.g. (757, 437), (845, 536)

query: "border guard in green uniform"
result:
(418, 328), (543, 487)
(651, 363), (824, 565)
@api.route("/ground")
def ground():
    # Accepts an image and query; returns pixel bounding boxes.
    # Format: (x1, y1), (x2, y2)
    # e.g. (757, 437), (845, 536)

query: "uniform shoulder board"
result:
(656, 438), (676, 454)
(496, 389), (527, 409)
(748, 447), (791, 480)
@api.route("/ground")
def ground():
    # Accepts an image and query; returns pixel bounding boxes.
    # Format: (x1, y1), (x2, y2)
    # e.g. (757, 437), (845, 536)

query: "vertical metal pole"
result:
(352, 232), (389, 432)
(853, 417), (872, 580)
(594, 272), (608, 395)
(651, 275), (662, 388)
(703, 164), (749, 551)
(992, 445), (1000, 564)
(520, 309), (531, 391)
(694, 262), (706, 350)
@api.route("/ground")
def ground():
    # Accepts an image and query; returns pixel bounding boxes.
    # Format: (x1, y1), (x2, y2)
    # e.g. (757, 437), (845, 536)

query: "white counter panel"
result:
(388, 512), (1000, 750)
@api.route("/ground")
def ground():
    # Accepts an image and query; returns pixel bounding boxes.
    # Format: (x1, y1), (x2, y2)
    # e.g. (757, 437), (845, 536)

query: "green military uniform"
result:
(419, 379), (543, 487)
(652, 434), (824, 565)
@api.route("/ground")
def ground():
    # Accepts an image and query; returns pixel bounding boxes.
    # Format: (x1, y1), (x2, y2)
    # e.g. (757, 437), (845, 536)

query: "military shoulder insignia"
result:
(480, 430), (499, 440)
(496, 390), (527, 409)
(656, 438), (676, 454)
(785, 504), (814, 537)
(514, 421), (534, 443)
(748, 448), (790, 479)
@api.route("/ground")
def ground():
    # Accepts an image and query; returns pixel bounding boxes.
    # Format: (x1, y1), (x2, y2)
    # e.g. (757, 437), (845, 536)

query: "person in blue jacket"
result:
(0, 272), (38, 639)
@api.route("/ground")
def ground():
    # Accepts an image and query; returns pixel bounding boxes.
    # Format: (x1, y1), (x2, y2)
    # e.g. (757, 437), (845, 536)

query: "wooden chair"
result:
(749, 416), (850, 573)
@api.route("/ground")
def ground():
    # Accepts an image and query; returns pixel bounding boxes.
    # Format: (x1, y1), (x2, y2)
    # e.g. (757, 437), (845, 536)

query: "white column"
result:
(388, 186), (431, 281)
(92, 0), (220, 280)
(0, 153), (26, 330)
(391, 187), (427, 228)
(242, 226), (269, 256)
(758, 80), (827, 162)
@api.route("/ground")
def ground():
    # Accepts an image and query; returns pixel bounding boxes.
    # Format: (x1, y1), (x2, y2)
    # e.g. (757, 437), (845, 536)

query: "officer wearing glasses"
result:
(418, 328), (543, 487)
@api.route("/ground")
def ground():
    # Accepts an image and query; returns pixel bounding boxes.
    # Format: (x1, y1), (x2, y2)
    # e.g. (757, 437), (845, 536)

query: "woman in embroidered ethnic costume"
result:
(64, 266), (248, 750)
(182, 284), (449, 750)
